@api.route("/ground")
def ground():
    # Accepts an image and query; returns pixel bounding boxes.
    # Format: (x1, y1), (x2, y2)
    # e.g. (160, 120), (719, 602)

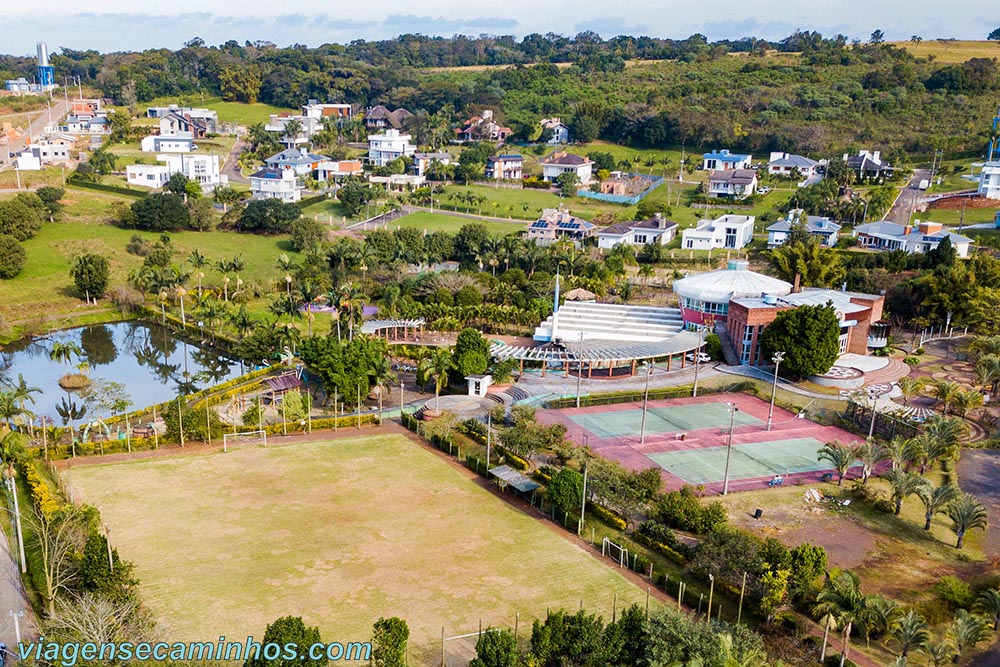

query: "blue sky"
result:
(2, 2), (997, 55)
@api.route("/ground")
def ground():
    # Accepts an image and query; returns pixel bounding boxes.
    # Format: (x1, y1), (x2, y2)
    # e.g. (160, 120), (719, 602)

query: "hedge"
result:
(19, 462), (60, 519)
(543, 380), (757, 410)
(296, 193), (329, 209)
(632, 530), (689, 565)
(585, 500), (627, 531)
(67, 176), (147, 199)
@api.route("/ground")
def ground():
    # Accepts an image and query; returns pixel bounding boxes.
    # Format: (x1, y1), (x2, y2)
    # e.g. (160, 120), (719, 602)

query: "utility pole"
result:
(7, 476), (27, 573)
(9, 610), (23, 645)
(578, 462), (588, 535)
(767, 351), (785, 431)
(105, 524), (114, 572)
(692, 325), (706, 397)
(722, 404), (740, 495)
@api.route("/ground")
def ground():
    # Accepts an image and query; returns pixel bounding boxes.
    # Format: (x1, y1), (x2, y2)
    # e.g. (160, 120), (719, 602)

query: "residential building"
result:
(455, 110), (512, 143)
(853, 220), (972, 258)
(14, 151), (42, 170)
(978, 162), (1000, 200)
(526, 208), (595, 246)
(766, 209), (841, 248)
(146, 106), (218, 133)
(413, 152), (452, 177)
(595, 213), (678, 249)
(140, 132), (195, 153)
(681, 214), (755, 251)
(58, 112), (110, 135)
(844, 150), (893, 179)
(125, 154), (225, 190)
(540, 118), (570, 144)
(264, 114), (321, 148)
(315, 159), (363, 182)
(369, 173), (426, 192)
(540, 152), (593, 184)
(249, 167), (302, 203)
(727, 288), (885, 366)
(702, 149), (752, 171)
(485, 154), (523, 180)
(767, 152), (823, 180)
(157, 113), (209, 139)
(368, 129), (415, 167)
(364, 105), (412, 131)
(707, 169), (758, 198)
(674, 260), (793, 329)
(265, 148), (328, 176)
(301, 101), (352, 122)
(70, 99), (102, 115)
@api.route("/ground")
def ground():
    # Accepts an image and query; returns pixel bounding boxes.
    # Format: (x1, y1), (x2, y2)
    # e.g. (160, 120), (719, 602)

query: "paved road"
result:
(883, 169), (930, 224)
(0, 511), (37, 660)
(0, 98), (69, 166)
(221, 137), (249, 185)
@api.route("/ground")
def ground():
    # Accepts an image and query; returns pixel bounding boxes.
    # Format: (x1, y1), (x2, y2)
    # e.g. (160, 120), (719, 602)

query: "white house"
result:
(368, 128), (415, 167)
(702, 150), (752, 171)
(301, 101), (352, 122)
(541, 118), (570, 144)
(596, 213), (678, 249)
(14, 151), (42, 171)
(526, 208), (595, 247)
(485, 154), (523, 180)
(853, 220), (972, 258)
(125, 154), (225, 190)
(412, 152), (451, 177)
(265, 115), (322, 148)
(140, 132), (195, 153)
(978, 162), (1000, 200)
(707, 169), (758, 198)
(146, 106), (218, 133)
(767, 152), (823, 180)
(766, 209), (841, 248)
(249, 167), (302, 203)
(540, 152), (592, 184)
(681, 214), (755, 251)
(315, 159), (363, 182)
(265, 148), (328, 176)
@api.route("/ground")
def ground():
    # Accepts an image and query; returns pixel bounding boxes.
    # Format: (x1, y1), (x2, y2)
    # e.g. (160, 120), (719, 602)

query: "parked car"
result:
(758, 186), (771, 194)
(686, 352), (712, 363)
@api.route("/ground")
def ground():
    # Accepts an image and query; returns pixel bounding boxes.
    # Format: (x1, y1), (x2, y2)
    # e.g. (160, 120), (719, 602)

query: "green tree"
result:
(289, 218), (326, 252)
(555, 171), (579, 196)
(886, 468), (924, 516)
(974, 588), (1000, 631)
(0, 234), (26, 278)
(817, 441), (856, 486)
(989, 27), (1000, 40)
(371, 617), (408, 667)
(71, 254), (110, 302)
(759, 304), (840, 377)
(948, 609), (990, 662)
(430, 348), (453, 410)
(78, 528), (138, 602)
(814, 571), (869, 667)
(244, 616), (324, 667)
(238, 199), (301, 234)
(469, 628), (517, 667)
(130, 193), (190, 232)
(890, 610), (930, 658)
(36, 186), (65, 221)
(760, 566), (792, 624)
(917, 483), (958, 531)
(768, 238), (845, 287)
(0, 194), (44, 240)
(337, 182), (375, 217)
(88, 148), (117, 175)
(547, 468), (583, 519)
(107, 109), (132, 142)
(453, 328), (490, 379)
(946, 493), (988, 549)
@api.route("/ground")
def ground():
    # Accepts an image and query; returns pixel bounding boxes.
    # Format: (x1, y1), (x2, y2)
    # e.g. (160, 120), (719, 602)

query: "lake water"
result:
(0, 321), (241, 425)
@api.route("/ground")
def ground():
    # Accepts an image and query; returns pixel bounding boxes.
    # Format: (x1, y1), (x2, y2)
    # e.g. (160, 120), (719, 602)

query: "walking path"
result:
(0, 514), (37, 654)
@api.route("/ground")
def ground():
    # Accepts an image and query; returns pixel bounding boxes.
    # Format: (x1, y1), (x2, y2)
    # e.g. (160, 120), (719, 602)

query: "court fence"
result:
(542, 380), (758, 410)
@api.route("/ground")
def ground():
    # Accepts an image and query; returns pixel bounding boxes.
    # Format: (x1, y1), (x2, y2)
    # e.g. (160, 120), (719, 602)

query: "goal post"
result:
(601, 537), (628, 569)
(222, 429), (267, 452)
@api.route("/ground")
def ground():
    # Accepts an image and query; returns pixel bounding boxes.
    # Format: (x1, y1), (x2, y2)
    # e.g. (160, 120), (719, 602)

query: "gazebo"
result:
(359, 318), (426, 342)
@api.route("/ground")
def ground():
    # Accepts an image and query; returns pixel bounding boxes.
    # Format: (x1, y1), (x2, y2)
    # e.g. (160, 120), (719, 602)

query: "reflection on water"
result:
(0, 321), (240, 421)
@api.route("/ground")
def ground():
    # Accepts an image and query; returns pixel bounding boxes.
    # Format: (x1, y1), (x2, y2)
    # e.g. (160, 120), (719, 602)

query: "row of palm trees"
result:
(814, 570), (999, 666)
(896, 377), (985, 418)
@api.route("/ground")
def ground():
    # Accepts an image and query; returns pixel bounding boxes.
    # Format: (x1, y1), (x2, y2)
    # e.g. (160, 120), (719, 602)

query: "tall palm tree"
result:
(948, 609), (990, 662)
(338, 283), (367, 341)
(954, 388), (984, 417)
(228, 304), (255, 339)
(281, 118), (303, 147)
(975, 353), (1000, 394)
(946, 493), (988, 549)
(884, 436), (919, 471)
(814, 571), (869, 667)
(886, 468), (924, 516)
(917, 483), (958, 531)
(921, 639), (954, 667)
(187, 250), (209, 296)
(49, 341), (83, 368)
(230, 255), (246, 299)
(920, 417), (966, 472)
(9, 374), (41, 436)
(855, 439), (888, 484)
(817, 441), (856, 486)
(429, 348), (453, 411)
(368, 356), (398, 403)
(215, 258), (233, 301)
(896, 377), (924, 406)
(974, 588), (1000, 631)
(0, 391), (23, 431)
(930, 379), (961, 415)
(890, 610), (930, 658)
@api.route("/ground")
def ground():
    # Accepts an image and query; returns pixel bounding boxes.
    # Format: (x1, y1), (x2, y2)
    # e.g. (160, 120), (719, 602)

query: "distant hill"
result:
(892, 39), (1000, 64)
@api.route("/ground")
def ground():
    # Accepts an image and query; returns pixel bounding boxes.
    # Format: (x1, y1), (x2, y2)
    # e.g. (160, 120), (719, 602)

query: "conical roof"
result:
(674, 260), (792, 304)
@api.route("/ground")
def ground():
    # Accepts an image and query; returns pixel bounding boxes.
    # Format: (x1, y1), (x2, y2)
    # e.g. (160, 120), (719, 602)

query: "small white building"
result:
(540, 152), (592, 184)
(767, 152), (823, 179)
(702, 150), (752, 171)
(14, 151), (42, 171)
(596, 213), (678, 249)
(707, 169), (758, 198)
(853, 220), (972, 258)
(485, 154), (523, 180)
(249, 167), (302, 203)
(766, 209), (841, 248)
(125, 154), (226, 190)
(368, 173), (426, 191)
(140, 132), (195, 153)
(541, 118), (570, 144)
(681, 214), (755, 251)
(978, 162), (1000, 200)
(412, 152), (451, 177)
(368, 128), (415, 168)
(315, 159), (363, 182)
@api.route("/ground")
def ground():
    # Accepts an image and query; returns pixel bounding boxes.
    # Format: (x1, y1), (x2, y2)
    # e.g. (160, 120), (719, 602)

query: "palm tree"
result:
(338, 283), (366, 341)
(948, 609), (990, 662)
(930, 379), (961, 415)
(369, 356), (398, 404)
(896, 377), (924, 406)
(415, 357), (433, 393)
(228, 304), (255, 339)
(817, 441), (856, 486)
(0, 391), (23, 431)
(429, 348), (453, 411)
(946, 493), (988, 549)
(230, 255), (246, 299)
(975, 353), (1000, 394)
(919, 417), (966, 472)
(917, 483), (958, 531)
(884, 436), (918, 471)
(814, 570), (868, 667)
(215, 258), (233, 301)
(281, 118), (303, 147)
(49, 341), (83, 368)
(855, 439), (888, 484)
(974, 588), (1000, 631)
(188, 250), (208, 296)
(9, 373), (41, 436)
(890, 610), (930, 658)
(954, 388), (984, 417)
(886, 468), (924, 516)
(269, 294), (302, 324)
(921, 639), (954, 667)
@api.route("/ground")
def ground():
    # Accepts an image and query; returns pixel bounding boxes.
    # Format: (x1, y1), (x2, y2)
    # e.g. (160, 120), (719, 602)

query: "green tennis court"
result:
(569, 402), (763, 439)
(645, 438), (830, 484)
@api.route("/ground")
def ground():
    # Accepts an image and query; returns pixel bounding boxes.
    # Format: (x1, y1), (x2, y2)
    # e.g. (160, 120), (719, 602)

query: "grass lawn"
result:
(376, 211), (524, 236)
(909, 206), (998, 226)
(68, 434), (651, 661)
(892, 39), (1000, 64)
(0, 166), (67, 190)
(438, 183), (623, 222)
(141, 97), (294, 125)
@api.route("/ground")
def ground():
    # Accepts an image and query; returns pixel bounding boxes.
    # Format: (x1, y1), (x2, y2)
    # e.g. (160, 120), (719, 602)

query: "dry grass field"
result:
(69, 434), (651, 662)
(892, 39), (1000, 63)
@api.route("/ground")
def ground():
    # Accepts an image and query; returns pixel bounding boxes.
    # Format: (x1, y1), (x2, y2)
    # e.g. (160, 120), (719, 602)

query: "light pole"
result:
(639, 362), (653, 444)
(707, 573), (715, 620)
(692, 325), (706, 398)
(4, 474), (27, 573)
(766, 351), (785, 431)
(867, 388), (879, 439)
(722, 403), (740, 495)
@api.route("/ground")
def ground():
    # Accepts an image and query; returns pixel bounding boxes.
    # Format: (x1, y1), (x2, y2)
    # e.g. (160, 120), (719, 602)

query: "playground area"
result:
(536, 393), (864, 494)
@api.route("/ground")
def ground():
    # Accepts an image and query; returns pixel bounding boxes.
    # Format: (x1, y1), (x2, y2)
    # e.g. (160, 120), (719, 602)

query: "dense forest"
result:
(2, 30), (999, 156)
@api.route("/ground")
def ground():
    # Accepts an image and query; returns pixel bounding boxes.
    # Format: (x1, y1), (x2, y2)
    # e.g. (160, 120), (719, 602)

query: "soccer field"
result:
(69, 434), (648, 661)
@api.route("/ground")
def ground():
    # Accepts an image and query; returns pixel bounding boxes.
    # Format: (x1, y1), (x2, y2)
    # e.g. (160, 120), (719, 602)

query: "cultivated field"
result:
(68, 434), (650, 661)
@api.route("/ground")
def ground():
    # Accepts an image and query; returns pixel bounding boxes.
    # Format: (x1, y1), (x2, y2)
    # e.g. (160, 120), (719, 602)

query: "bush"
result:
(109, 286), (144, 314)
(657, 486), (728, 534)
(903, 357), (920, 366)
(915, 347), (925, 355)
(704, 334), (723, 361)
(933, 575), (973, 609)
(0, 234), (27, 278)
(586, 501), (627, 531)
(289, 218), (326, 251)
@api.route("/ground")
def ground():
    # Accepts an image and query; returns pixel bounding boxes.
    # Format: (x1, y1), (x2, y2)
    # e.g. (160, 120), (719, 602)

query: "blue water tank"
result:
(37, 65), (54, 87)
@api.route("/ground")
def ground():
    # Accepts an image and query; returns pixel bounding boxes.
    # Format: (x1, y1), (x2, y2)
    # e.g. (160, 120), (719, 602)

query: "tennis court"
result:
(645, 437), (830, 485)
(568, 401), (762, 439)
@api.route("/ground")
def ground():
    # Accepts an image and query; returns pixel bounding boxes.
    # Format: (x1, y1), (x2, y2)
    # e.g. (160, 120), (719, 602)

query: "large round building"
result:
(673, 260), (792, 328)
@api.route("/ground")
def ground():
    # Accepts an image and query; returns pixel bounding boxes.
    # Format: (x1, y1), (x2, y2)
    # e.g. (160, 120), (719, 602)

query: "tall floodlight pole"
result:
(867, 388), (879, 439)
(722, 403), (740, 495)
(639, 363), (652, 444)
(692, 325), (706, 397)
(766, 351), (785, 431)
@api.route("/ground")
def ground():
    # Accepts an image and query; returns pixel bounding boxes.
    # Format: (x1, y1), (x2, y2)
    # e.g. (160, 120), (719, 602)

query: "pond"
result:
(0, 321), (241, 426)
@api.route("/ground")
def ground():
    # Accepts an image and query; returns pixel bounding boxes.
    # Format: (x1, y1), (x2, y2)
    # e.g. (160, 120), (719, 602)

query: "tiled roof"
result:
(542, 152), (590, 166)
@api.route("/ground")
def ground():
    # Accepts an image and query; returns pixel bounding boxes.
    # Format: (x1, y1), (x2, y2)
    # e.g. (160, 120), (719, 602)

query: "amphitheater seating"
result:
(534, 302), (685, 343)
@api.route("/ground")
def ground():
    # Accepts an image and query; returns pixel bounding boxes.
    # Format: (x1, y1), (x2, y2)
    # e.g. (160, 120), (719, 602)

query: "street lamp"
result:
(639, 362), (653, 444)
(867, 388), (879, 439)
(767, 351), (785, 431)
(707, 573), (715, 620)
(722, 403), (740, 495)
(692, 324), (706, 398)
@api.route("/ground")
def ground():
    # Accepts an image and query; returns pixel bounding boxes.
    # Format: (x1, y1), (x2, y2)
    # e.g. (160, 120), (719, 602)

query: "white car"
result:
(758, 186), (771, 195)
(686, 352), (712, 363)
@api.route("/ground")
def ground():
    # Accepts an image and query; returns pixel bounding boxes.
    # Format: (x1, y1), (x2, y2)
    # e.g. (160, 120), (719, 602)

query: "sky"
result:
(1, 1), (997, 55)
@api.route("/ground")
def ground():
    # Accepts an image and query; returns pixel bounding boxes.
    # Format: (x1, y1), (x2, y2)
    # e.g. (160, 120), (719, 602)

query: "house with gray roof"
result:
(766, 209), (841, 247)
(707, 169), (758, 198)
(845, 150), (893, 179)
(540, 152), (593, 184)
(526, 208), (595, 247)
(853, 220), (972, 258)
(264, 148), (328, 176)
(596, 213), (678, 249)
(767, 152), (823, 180)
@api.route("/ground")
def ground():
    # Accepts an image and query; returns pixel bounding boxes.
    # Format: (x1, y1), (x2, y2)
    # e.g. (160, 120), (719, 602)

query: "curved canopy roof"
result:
(674, 265), (792, 304)
(490, 331), (703, 364)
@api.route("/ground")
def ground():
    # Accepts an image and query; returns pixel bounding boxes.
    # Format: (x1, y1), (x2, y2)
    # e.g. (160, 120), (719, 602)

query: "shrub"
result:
(289, 218), (326, 251)
(903, 357), (919, 366)
(704, 334), (723, 361)
(109, 286), (144, 314)
(934, 575), (973, 609)
(586, 501), (627, 531)
(125, 234), (152, 256)
(915, 347), (925, 355)
(657, 486), (728, 534)
(0, 234), (26, 278)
